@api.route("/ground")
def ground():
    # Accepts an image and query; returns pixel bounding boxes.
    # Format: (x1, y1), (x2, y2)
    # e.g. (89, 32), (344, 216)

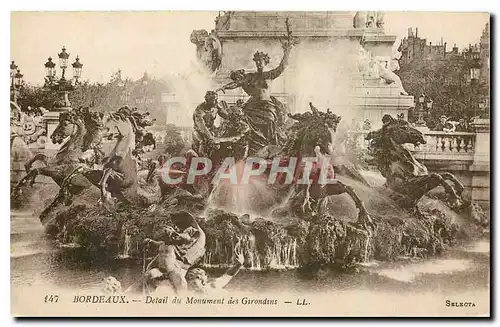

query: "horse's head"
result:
(323, 109), (342, 135)
(136, 132), (157, 153)
(284, 102), (342, 156)
(390, 124), (427, 147)
(50, 111), (80, 144)
(102, 114), (133, 140)
(365, 120), (427, 162)
(86, 110), (105, 131)
(133, 110), (156, 129)
(144, 132), (157, 147)
(366, 118), (430, 182)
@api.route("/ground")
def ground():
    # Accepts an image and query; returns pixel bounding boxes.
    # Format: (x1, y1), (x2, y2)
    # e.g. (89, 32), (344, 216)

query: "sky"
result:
(11, 11), (489, 85)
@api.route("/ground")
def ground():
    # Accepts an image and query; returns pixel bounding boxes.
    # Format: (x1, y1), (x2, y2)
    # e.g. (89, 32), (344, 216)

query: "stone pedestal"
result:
(470, 118), (490, 203)
(471, 118), (490, 163)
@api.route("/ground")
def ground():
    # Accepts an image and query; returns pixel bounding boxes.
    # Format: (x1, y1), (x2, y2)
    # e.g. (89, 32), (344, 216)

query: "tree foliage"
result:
(16, 84), (59, 110)
(398, 56), (489, 121)
(16, 70), (174, 121)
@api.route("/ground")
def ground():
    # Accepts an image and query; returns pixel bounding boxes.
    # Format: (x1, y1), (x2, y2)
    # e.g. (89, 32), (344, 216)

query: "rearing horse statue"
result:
(365, 114), (465, 211)
(82, 106), (154, 206)
(253, 103), (376, 234)
(12, 110), (100, 223)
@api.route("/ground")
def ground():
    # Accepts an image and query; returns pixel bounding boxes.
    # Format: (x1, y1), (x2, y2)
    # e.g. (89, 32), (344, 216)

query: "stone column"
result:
(470, 118), (490, 203)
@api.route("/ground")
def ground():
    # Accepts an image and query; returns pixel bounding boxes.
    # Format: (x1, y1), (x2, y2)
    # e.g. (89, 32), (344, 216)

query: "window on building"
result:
(470, 68), (480, 80)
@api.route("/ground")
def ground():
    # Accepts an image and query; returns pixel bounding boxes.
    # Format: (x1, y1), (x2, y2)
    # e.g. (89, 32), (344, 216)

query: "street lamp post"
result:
(426, 99), (433, 112)
(10, 61), (18, 88)
(43, 47), (83, 150)
(10, 61), (23, 104)
(72, 56), (83, 84)
(415, 93), (427, 127)
(44, 46), (83, 111)
(426, 99), (433, 119)
(44, 57), (56, 82)
(470, 49), (481, 81)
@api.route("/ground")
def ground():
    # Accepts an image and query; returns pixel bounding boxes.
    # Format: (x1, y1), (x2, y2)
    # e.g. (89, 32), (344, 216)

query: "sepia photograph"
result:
(9, 10), (490, 317)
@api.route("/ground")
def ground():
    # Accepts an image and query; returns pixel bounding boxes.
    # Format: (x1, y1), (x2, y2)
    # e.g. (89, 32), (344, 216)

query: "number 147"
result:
(44, 295), (59, 303)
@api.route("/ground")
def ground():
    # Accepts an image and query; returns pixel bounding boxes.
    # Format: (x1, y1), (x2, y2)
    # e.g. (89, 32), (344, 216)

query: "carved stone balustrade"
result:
(345, 130), (477, 161)
(411, 131), (476, 162)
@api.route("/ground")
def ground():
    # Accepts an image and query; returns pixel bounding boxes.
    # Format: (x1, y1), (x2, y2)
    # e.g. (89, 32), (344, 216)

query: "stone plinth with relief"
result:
(191, 11), (414, 128)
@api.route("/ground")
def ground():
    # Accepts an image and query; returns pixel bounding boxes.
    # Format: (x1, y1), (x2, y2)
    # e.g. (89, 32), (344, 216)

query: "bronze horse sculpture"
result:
(365, 114), (464, 211)
(13, 105), (155, 221)
(75, 106), (106, 165)
(12, 109), (103, 223)
(81, 106), (156, 206)
(250, 103), (376, 232)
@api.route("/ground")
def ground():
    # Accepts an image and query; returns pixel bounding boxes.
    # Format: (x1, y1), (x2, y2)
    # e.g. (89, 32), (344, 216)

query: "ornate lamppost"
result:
(10, 61), (23, 104)
(415, 93), (426, 127)
(426, 98), (433, 118)
(427, 98), (433, 110)
(43, 47), (83, 149)
(43, 46), (83, 111)
(72, 56), (83, 84)
(469, 46), (481, 82)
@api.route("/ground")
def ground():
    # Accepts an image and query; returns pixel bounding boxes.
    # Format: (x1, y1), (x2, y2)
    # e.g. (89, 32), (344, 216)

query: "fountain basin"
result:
(44, 195), (466, 271)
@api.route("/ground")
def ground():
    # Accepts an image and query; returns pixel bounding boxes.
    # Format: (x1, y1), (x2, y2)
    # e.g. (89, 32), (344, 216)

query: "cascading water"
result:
(202, 231), (299, 270)
(245, 234), (262, 270)
(204, 160), (278, 217)
(118, 229), (131, 259)
(62, 225), (69, 243)
(202, 238), (235, 268)
(268, 238), (299, 269)
(364, 233), (371, 263)
(56, 224), (81, 249)
(163, 60), (214, 127)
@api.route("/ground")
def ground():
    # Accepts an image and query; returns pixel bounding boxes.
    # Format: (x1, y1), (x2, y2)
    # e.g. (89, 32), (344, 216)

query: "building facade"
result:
(397, 22), (490, 120)
(479, 22), (490, 91)
(397, 27), (461, 69)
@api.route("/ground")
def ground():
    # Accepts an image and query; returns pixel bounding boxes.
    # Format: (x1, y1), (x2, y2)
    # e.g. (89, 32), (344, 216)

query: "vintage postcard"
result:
(10, 11), (490, 317)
